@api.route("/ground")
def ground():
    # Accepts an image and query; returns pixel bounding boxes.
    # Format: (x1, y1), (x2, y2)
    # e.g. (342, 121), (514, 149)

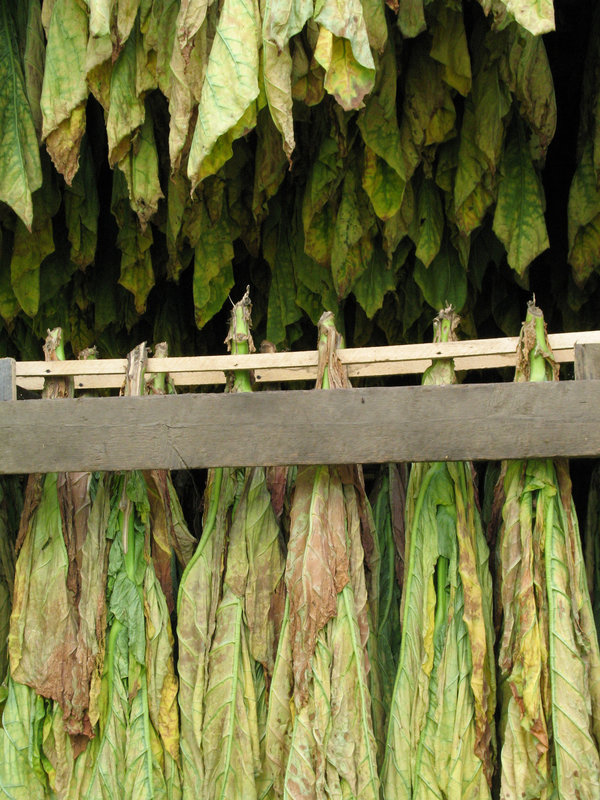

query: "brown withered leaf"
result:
(285, 464), (349, 707)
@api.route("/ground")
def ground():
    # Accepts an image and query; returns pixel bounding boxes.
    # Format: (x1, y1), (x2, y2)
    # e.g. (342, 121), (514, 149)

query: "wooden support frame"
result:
(14, 330), (600, 390)
(3, 335), (600, 473)
(0, 359), (15, 401)
(2, 379), (600, 473)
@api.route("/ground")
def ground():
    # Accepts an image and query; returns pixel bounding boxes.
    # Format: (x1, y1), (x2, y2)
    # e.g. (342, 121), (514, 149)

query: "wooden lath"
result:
(1, 339), (600, 472)
(13, 330), (600, 391)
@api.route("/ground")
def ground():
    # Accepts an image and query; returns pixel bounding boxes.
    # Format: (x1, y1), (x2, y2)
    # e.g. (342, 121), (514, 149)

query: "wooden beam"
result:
(14, 330), (600, 390)
(575, 342), (600, 380)
(0, 359), (16, 401)
(2, 380), (600, 473)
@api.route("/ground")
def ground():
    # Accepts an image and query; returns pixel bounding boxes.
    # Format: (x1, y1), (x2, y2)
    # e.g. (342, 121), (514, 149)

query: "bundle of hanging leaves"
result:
(0, 329), (195, 799)
(491, 301), (600, 799)
(176, 291), (287, 799)
(0, 0), (578, 363)
(262, 311), (384, 798)
(381, 307), (496, 799)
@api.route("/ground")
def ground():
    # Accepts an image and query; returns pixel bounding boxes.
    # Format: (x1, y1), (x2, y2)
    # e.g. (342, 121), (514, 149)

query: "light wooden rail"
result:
(12, 330), (600, 391)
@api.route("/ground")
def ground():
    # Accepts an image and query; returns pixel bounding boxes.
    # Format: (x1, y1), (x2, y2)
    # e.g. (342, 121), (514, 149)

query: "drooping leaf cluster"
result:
(492, 303), (600, 799)
(0, 0), (583, 364)
(382, 309), (496, 800)
(0, 331), (195, 800)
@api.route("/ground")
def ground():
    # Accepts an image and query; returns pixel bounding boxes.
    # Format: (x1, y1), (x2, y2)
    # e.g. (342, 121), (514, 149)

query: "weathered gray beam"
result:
(2, 380), (600, 473)
(0, 359), (16, 402)
(575, 342), (600, 380)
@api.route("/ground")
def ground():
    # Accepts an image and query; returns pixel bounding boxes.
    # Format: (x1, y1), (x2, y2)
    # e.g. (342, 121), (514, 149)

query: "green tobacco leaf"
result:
(65, 136), (99, 269)
(262, 40), (295, 162)
(382, 392), (495, 800)
(493, 121), (549, 275)
(314, 28), (375, 111)
(15, 0), (45, 141)
(115, 0), (140, 50)
(11, 216), (53, 318)
(262, 0), (312, 159)
(383, 181), (415, 258)
(263, 208), (302, 346)
(263, 0), (312, 52)
(166, 172), (190, 281)
(0, 679), (49, 799)
(117, 109), (163, 228)
(402, 38), (456, 168)
(331, 168), (365, 297)
(502, 26), (556, 159)
(328, 584), (380, 800)
(40, 0), (88, 184)
(201, 586), (260, 799)
(397, 0), (426, 38)
(106, 18), (146, 166)
(252, 108), (288, 222)
(302, 130), (344, 267)
(112, 167), (155, 314)
(568, 140), (600, 286)
(0, 481), (15, 685)
(362, 146), (404, 221)
(361, 0), (387, 53)
(430, 3), (472, 96)
(193, 202), (235, 329)
(413, 177), (444, 268)
(265, 599), (293, 797)
(472, 45), (511, 173)
(175, 0), (209, 60)
(496, 0), (554, 36)
(0, 228), (19, 324)
(414, 234), (466, 311)
(314, 0), (375, 77)
(177, 470), (236, 800)
(88, 0), (112, 38)
(546, 462), (600, 799)
(455, 101), (496, 235)
(187, 0), (260, 188)
(358, 40), (406, 218)
(0, 0), (42, 229)
(292, 198), (339, 322)
(10, 157), (59, 317)
(291, 36), (326, 107)
(225, 467), (285, 673)
(313, 0), (375, 110)
(497, 454), (600, 799)
(352, 246), (396, 318)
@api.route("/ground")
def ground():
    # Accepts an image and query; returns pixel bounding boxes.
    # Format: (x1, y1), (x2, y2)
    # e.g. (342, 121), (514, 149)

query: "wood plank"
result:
(15, 330), (600, 391)
(575, 343), (600, 380)
(15, 330), (600, 376)
(2, 380), (600, 473)
(0, 359), (16, 401)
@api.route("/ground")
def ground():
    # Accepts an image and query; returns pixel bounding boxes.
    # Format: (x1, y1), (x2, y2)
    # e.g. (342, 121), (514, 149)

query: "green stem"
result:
(152, 342), (168, 394)
(527, 306), (551, 383)
(119, 487), (136, 574)
(433, 556), (449, 634)
(544, 465), (560, 791)
(230, 303), (253, 394)
(153, 371), (166, 394)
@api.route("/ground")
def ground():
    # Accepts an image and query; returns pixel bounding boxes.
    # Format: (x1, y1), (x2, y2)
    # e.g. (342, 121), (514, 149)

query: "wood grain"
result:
(14, 330), (600, 390)
(575, 343), (600, 380)
(0, 359), (16, 401)
(2, 380), (600, 473)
